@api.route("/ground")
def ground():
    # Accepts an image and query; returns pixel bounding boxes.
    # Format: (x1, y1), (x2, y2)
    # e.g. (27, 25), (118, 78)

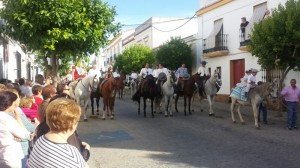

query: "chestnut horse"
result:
(115, 73), (126, 99)
(132, 75), (158, 117)
(174, 73), (202, 116)
(100, 77), (117, 120)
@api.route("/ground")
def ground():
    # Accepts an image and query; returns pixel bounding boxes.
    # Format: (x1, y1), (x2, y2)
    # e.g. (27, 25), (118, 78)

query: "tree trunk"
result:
(51, 54), (60, 87)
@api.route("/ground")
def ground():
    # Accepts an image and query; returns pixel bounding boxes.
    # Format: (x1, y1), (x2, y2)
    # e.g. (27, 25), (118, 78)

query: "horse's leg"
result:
(175, 95), (179, 112)
(151, 98), (154, 118)
(169, 95), (173, 117)
(164, 96), (168, 117)
(138, 98), (141, 115)
(83, 100), (89, 121)
(110, 98), (114, 120)
(90, 96), (95, 115)
(188, 96), (192, 115)
(230, 99), (237, 123)
(252, 103), (260, 128)
(184, 96), (187, 116)
(101, 99), (107, 120)
(207, 95), (214, 116)
(143, 97), (147, 117)
(237, 104), (245, 125)
(96, 96), (100, 114)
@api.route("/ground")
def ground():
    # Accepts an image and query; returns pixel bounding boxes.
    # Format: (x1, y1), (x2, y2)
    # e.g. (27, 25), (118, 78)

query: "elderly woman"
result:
(0, 91), (31, 168)
(28, 98), (88, 167)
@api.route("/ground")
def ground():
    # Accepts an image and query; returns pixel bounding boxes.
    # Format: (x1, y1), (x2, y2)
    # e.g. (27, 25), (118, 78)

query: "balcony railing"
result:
(239, 29), (250, 47)
(203, 34), (228, 54)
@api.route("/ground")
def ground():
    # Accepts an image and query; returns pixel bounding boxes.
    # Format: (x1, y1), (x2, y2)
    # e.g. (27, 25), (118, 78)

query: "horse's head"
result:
(212, 69), (222, 87)
(192, 73), (202, 86)
(90, 75), (99, 92)
(168, 70), (177, 84)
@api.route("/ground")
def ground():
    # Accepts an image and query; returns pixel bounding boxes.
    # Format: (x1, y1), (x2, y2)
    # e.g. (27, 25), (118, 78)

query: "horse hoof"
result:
(233, 121), (237, 124)
(256, 126), (261, 130)
(159, 112), (162, 114)
(209, 113), (215, 116)
(102, 118), (106, 120)
(201, 109), (204, 112)
(170, 115), (173, 117)
(110, 117), (114, 120)
(241, 122), (245, 125)
(84, 119), (88, 122)
(191, 109), (194, 112)
(164, 115), (168, 117)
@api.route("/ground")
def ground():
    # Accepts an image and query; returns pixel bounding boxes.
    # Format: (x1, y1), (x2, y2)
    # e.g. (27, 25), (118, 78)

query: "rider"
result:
(72, 62), (86, 81)
(113, 68), (121, 78)
(88, 64), (101, 79)
(138, 63), (153, 93)
(104, 66), (113, 79)
(245, 69), (258, 97)
(175, 63), (188, 91)
(152, 65), (159, 81)
(197, 60), (210, 96)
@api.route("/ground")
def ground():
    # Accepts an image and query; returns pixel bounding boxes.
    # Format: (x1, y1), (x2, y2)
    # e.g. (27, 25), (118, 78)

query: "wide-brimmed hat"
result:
(201, 60), (207, 64)
(246, 68), (252, 73)
(252, 69), (259, 73)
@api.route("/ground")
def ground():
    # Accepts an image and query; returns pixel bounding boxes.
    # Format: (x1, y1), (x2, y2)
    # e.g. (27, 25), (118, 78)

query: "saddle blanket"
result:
(230, 86), (247, 101)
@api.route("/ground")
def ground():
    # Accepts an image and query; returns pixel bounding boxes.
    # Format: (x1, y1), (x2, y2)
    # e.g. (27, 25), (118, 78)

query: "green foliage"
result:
(249, 0), (300, 71)
(114, 45), (155, 74)
(0, 0), (120, 81)
(155, 37), (193, 71)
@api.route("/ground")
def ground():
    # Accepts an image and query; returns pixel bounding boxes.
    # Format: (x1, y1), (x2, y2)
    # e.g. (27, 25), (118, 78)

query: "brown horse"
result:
(115, 73), (126, 99)
(100, 77), (117, 120)
(175, 73), (202, 115)
(132, 75), (158, 117)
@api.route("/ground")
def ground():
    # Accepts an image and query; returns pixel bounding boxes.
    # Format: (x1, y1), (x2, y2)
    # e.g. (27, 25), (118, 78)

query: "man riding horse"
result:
(175, 63), (188, 91)
(197, 60), (210, 97)
(137, 63), (153, 93)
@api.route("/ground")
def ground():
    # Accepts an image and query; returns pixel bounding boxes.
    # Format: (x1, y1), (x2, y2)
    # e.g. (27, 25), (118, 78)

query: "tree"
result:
(114, 45), (155, 75)
(0, 0), (120, 85)
(249, 0), (300, 116)
(155, 37), (193, 71)
(249, 0), (300, 84)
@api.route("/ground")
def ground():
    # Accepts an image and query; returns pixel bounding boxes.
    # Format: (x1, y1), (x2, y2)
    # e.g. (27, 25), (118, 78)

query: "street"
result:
(77, 90), (300, 168)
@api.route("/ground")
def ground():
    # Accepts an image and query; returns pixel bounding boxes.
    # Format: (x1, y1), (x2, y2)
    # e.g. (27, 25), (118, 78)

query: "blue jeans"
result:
(286, 102), (298, 128)
(258, 104), (267, 123)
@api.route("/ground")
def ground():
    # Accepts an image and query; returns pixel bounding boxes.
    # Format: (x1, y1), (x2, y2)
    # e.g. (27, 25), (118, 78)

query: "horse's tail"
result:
(132, 90), (140, 102)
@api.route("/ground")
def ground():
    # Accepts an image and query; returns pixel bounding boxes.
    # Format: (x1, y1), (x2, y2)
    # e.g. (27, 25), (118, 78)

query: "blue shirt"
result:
(175, 67), (188, 78)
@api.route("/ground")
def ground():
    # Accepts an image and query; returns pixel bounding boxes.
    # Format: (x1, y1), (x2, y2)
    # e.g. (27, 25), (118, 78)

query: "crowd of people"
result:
(0, 74), (90, 168)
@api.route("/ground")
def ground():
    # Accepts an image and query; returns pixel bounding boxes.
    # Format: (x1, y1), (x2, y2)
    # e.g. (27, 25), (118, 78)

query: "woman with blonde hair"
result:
(28, 98), (88, 167)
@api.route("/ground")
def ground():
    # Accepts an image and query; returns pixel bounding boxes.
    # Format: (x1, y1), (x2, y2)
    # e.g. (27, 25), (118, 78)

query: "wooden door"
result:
(230, 59), (245, 89)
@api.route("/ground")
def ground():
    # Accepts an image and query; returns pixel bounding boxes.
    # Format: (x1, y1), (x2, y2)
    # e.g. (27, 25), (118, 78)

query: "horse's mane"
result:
(253, 82), (270, 96)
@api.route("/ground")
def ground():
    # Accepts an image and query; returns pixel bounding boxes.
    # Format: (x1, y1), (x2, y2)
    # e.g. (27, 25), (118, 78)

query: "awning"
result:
(207, 19), (223, 48)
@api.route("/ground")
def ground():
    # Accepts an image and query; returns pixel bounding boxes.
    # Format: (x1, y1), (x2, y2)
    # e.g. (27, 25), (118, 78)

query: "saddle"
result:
(70, 79), (82, 94)
(230, 86), (251, 101)
(99, 79), (109, 96)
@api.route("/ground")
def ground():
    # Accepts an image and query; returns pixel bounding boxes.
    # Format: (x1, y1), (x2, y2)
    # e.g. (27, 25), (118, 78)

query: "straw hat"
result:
(251, 69), (259, 73)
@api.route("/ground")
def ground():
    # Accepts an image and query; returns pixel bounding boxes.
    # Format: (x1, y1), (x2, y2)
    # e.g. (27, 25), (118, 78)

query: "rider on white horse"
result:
(197, 60), (210, 97)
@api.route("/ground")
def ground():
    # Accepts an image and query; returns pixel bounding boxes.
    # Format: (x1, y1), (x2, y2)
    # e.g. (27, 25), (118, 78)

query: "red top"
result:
(33, 96), (43, 106)
(72, 65), (80, 80)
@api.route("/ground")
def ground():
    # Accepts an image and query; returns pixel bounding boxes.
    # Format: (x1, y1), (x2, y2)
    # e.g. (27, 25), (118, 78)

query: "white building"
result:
(101, 16), (198, 71)
(196, 0), (288, 102)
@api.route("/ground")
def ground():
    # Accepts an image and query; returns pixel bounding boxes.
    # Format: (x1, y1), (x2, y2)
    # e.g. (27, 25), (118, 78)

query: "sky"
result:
(104, 0), (201, 30)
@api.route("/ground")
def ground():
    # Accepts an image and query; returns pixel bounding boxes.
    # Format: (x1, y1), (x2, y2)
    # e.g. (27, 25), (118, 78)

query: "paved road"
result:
(77, 91), (300, 168)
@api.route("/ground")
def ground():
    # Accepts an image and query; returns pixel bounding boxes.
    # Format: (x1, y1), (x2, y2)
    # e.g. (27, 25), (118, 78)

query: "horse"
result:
(203, 70), (222, 116)
(69, 75), (99, 121)
(115, 73), (126, 99)
(100, 77), (117, 120)
(174, 73), (202, 115)
(161, 70), (176, 117)
(90, 77), (102, 116)
(229, 81), (277, 129)
(130, 77), (139, 98)
(132, 75), (158, 117)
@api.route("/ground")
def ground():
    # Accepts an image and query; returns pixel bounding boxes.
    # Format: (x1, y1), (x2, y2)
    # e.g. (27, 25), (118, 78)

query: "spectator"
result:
(19, 96), (39, 122)
(28, 98), (89, 167)
(0, 91), (31, 168)
(34, 74), (45, 86)
(257, 81), (268, 125)
(240, 17), (249, 40)
(281, 79), (300, 130)
(19, 78), (32, 97)
(38, 85), (57, 123)
(32, 85), (43, 106)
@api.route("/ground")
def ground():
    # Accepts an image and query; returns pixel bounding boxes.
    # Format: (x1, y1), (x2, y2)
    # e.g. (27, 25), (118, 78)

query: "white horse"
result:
(69, 75), (99, 121)
(130, 78), (139, 97)
(161, 70), (176, 117)
(204, 70), (222, 116)
(229, 81), (277, 129)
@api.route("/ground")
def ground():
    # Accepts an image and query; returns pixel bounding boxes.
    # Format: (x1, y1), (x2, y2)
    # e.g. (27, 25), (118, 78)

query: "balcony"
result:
(239, 29), (250, 51)
(203, 34), (229, 58)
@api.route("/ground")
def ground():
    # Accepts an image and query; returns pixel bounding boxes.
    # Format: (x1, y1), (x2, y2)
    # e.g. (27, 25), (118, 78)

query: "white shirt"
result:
(113, 72), (120, 78)
(152, 69), (159, 78)
(0, 112), (30, 168)
(130, 73), (138, 79)
(247, 74), (256, 84)
(156, 68), (169, 76)
(88, 68), (101, 78)
(19, 85), (32, 97)
(139, 68), (153, 78)
(197, 66), (208, 77)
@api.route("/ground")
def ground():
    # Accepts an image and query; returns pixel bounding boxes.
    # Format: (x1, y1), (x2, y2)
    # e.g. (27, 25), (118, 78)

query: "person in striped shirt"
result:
(28, 98), (88, 168)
